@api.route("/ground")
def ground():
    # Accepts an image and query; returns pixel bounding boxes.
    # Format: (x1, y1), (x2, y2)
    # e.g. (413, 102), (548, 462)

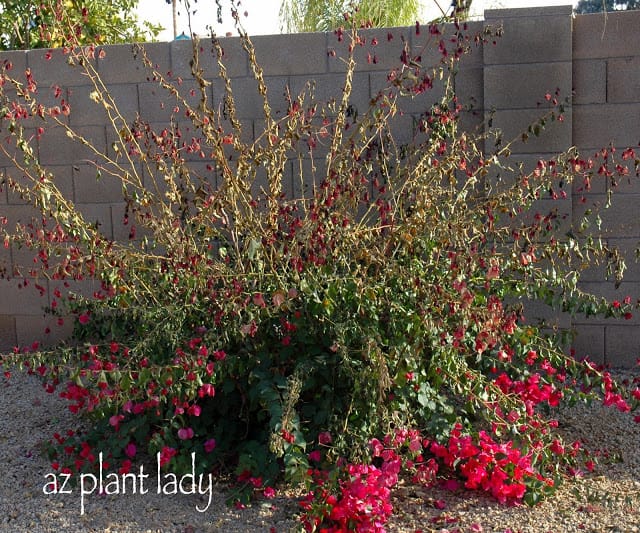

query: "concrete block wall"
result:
(1, 6), (639, 366)
(570, 9), (640, 367)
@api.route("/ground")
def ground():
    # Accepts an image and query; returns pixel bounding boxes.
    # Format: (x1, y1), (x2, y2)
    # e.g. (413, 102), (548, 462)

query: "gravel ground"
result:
(1, 369), (639, 532)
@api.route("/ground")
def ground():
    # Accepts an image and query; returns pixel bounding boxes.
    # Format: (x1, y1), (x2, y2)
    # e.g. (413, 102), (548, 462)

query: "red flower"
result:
(159, 446), (177, 467)
(119, 460), (132, 475)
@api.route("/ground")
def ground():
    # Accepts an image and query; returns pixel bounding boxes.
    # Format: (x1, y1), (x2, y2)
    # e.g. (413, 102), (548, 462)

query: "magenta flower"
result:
(109, 414), (124, 428)
(187, 404), (202, 416)
(198, 383), (215, 398)
(318, 431), (332, 445)
(308, 450), (321, 463)
(177, 427), (194, 440)
(204, 438), (216, 453)
(124, 442), (137, 459)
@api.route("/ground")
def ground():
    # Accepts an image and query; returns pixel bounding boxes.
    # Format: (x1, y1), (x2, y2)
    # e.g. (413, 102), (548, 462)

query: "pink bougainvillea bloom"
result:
(486, 259), (500, 280)
(177, 427), (194, 440)
(198, 383), (215, 398)
(272, 291), (286, 307)
(187, 404), (201, 416)
(318, 431), (332, 445)
(124, 442), (137, 459)
(308, 450), (321, 462)
(204, 438), (216, 453)
(252, 292), (266, 308)
(240, 320), (258, 337)
(408, 436), (422, 452)
(370, 438), (384, 457)
(109, 414), (124, 428)
(78, 312), (90, 325)
(263, 486), (276, 499)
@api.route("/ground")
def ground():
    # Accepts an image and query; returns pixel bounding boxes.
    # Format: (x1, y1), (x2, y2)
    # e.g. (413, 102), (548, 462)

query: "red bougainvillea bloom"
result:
(159, 446), (177, 467)
(119, 459), (132, 475)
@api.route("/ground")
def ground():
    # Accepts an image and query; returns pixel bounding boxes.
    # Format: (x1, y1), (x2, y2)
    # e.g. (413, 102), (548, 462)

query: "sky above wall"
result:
(136, 0), (579, 41)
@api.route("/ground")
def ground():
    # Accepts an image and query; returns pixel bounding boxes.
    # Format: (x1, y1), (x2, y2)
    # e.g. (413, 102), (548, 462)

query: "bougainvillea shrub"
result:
(1, 2), (639, 530)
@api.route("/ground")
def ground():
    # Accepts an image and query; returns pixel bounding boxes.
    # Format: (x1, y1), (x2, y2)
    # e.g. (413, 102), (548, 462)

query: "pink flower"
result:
(318, 431), (332, 445)
(408, 437), (422, 452)
(308, 450), (321, 462)
(187, 404), (201, 416)
(78, 312), (90, 325)
(109, 414), (124, 428)
(124, 442), (137, 459)
(263, 486), (276, 499)
(204, 438), (216, 453)
(240, 320), (258, 337)
(486, 259), (500, 280)
(178, 427), (194, 440)
(272, 291), (286, 307)
(252, 293), (266, 308)
(198, 383), (215, 398)
(370, 438), (384, 457)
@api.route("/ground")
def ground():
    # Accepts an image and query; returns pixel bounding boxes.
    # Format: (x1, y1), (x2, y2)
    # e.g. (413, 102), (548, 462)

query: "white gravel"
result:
(1, 369), (639, 532)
